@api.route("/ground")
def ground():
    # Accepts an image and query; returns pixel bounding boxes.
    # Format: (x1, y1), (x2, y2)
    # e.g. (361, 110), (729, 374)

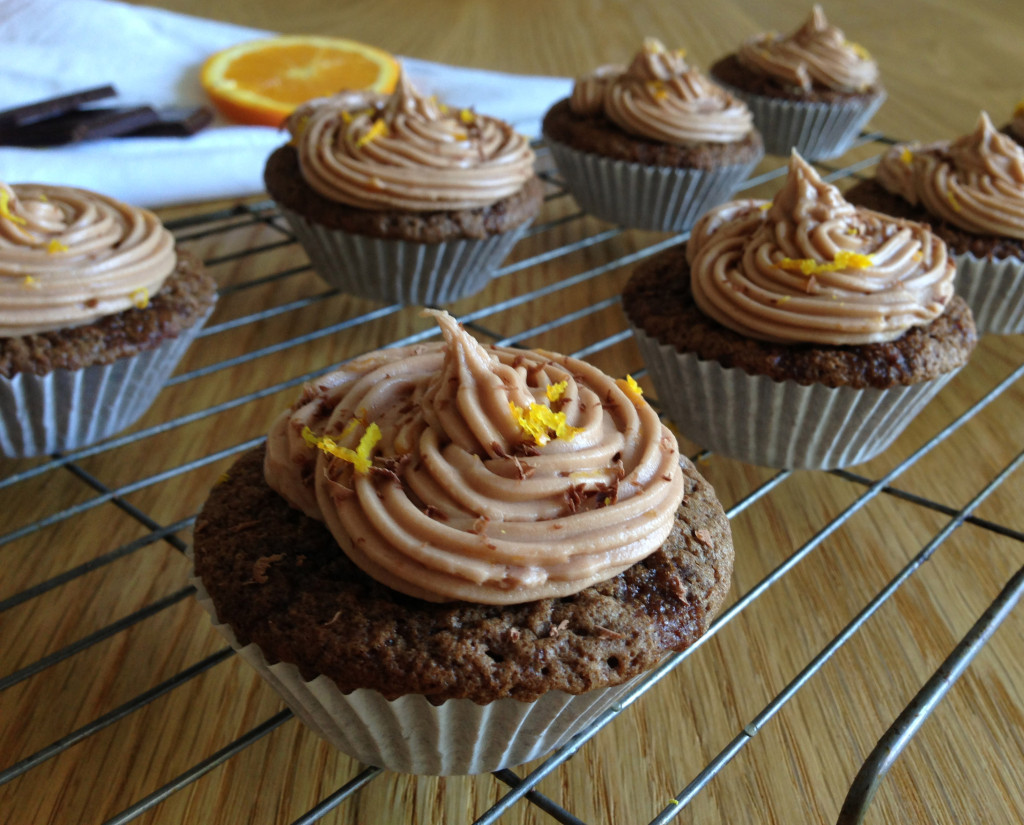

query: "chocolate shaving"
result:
(564, 483), (586, 514)
(667, 573), (689, 602)
(251, 553), (285, 584)
(548, 619), (570, 638)
(229, 519), (262, 534)
(510, 454), (535, 480)
(423, 504), (449, 522)
(323, 610), (342, 627)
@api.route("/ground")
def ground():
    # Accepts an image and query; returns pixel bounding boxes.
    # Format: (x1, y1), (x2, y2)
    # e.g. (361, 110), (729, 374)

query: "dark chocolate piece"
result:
(0, 85), (117, 128)
(0, 106), (160, 147)
(126, 105), (214, 137)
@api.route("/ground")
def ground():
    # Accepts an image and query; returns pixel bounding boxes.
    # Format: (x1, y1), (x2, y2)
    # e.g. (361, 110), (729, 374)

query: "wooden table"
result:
(3, 2), (1023, 824)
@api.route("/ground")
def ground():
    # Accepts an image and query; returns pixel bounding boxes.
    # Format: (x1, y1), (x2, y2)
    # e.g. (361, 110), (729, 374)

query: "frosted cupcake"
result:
(542, 38), (763, 232)
(192, 309), (733, 774)
(622, 153), (976, 470)
(845, 113), (1024, 334)
(710, 5), (886, 160)
(264, 74), (542, 305)
(0, 182), (216, 458)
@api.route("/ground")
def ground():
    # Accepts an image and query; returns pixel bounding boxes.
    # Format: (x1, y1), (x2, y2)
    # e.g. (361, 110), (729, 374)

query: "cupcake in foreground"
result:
(622, 153), (976, 470)
(191, 309), (733, 775)
(710, 5), (886, 160)
(264, 73), (542, 305)
(845, 113), (1024, 334)
(541, 38), (763, 232)
(0, 182), (217, 458)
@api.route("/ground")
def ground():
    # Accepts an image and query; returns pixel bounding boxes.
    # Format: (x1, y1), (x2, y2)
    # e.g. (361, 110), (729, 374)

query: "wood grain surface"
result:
(3, 2), (1024, 824)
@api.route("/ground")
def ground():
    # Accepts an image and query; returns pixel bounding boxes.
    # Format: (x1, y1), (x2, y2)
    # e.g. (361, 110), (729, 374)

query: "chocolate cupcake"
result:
(710, 5), (886, 160)
(264, 74), (542, 306)
(846, 113), (1024, 335)
(541, 38), (763, 232)
(192, 309), (733, 774)
(622, 153), (976, 470)
(0, 182), (217, 458)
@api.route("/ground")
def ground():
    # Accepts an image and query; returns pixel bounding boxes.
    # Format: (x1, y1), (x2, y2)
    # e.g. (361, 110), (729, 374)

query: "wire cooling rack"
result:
(2, 135), (1023, 825)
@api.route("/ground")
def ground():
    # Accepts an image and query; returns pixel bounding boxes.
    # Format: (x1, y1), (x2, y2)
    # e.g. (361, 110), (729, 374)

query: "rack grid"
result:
(2, 136), (1023, 825)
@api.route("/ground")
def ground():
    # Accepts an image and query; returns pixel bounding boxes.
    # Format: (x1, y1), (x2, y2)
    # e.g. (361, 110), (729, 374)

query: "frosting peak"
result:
(688, 153), (955, 345)
(570, 39), (756, 145)
(738, 5), (879, 93)
(264, 310), (685, 604)
(0, 182), (176, 337)
(876, 112), (1024, 239)
(287, 71), (536, 211)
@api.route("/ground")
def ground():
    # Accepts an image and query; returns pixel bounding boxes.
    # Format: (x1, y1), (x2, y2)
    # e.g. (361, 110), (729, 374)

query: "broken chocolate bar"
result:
(0, 85), (117, 129)
(0, 106), (160, 147)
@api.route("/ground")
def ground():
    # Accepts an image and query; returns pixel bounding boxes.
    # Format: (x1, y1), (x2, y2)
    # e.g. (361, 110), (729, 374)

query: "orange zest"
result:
(201, 35), (400, 127)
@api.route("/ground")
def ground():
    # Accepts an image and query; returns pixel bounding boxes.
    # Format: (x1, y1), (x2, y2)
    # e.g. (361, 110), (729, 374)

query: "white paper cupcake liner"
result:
(190, 569), (641, 775)
(0, 304), (214, 459)
(631, 325), (961, 470)
(718, 86), (886, 160)
(950, 251), (1024, 335)
(278, 206), (531, 305)
(544, 138), (762, 232)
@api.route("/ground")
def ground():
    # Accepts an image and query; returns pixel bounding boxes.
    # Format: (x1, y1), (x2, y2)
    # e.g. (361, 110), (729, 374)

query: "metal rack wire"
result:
(1, 135), (1022, 825)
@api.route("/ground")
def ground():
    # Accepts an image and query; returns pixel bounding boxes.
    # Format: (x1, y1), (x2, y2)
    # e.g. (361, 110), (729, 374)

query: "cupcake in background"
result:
(264, 74), (542, 306)
(1003, 100), (1024, 147)
(192, 309), (733, 775)
(0, 182), (217, 458)
(542, 38), (763, 233)
(710, 5), (886, 160)
(846, 112), (1024, 334)
(622, 153), (976, 470)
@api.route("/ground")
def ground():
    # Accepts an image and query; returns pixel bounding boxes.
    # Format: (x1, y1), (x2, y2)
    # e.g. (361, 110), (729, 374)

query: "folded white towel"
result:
(0, 0), (571, 207)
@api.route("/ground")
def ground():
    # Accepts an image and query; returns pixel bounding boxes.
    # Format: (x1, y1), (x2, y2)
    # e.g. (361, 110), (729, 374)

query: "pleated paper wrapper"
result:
(952, 251), (1024, 335)
(717, 87), (886, 160)
(544, 138), (762, 233)
(191, 567), (644, 776)
(0, 305), (214, 459)
(631, 325), (962, 470)
(277, 206), (532, 306)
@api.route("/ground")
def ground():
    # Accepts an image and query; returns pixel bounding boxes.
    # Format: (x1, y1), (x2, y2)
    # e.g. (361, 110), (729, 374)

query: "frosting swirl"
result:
(0, 183), (176, 337)
(688, 153), (954, 345)
(570, 39), (755, 145)
(737, 5), (879, 94)
(264, 309), (685, 605)
(876, 112), (1024, 240)
(288, 73), (536, 211)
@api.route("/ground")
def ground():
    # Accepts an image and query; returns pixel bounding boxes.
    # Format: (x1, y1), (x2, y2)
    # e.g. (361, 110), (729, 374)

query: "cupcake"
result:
(541, 38), (764, 233)
(191, 309), (733, 775)
(709, 5), (886, 160)
(845, 113), (1024, 335)
(0, 182), (217, 458)
(264, 74), (543, 306)
(1002, 100), (1024, 148)
(622, 153), (976, 470)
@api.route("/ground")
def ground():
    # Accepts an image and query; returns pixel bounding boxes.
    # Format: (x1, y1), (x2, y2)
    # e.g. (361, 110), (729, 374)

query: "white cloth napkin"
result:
(0, 0), (571, 207)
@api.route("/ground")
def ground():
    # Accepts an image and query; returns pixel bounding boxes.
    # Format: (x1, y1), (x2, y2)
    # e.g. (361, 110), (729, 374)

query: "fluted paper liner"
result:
(631, 325), (961, 470)
(0, 304), (214, 458)
(544, 138), (762, 232)
(715, 85), (886, 160)
(277, 206), (531, 305)
(191, 565), (643, 775)
(950, 251), (1024, 335)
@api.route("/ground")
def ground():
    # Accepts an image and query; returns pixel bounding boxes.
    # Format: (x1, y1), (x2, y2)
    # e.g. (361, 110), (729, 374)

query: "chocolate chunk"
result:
(126, 105), (214, 137)
(0, 85), (117, 128)
(0, 106), (159, 147)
